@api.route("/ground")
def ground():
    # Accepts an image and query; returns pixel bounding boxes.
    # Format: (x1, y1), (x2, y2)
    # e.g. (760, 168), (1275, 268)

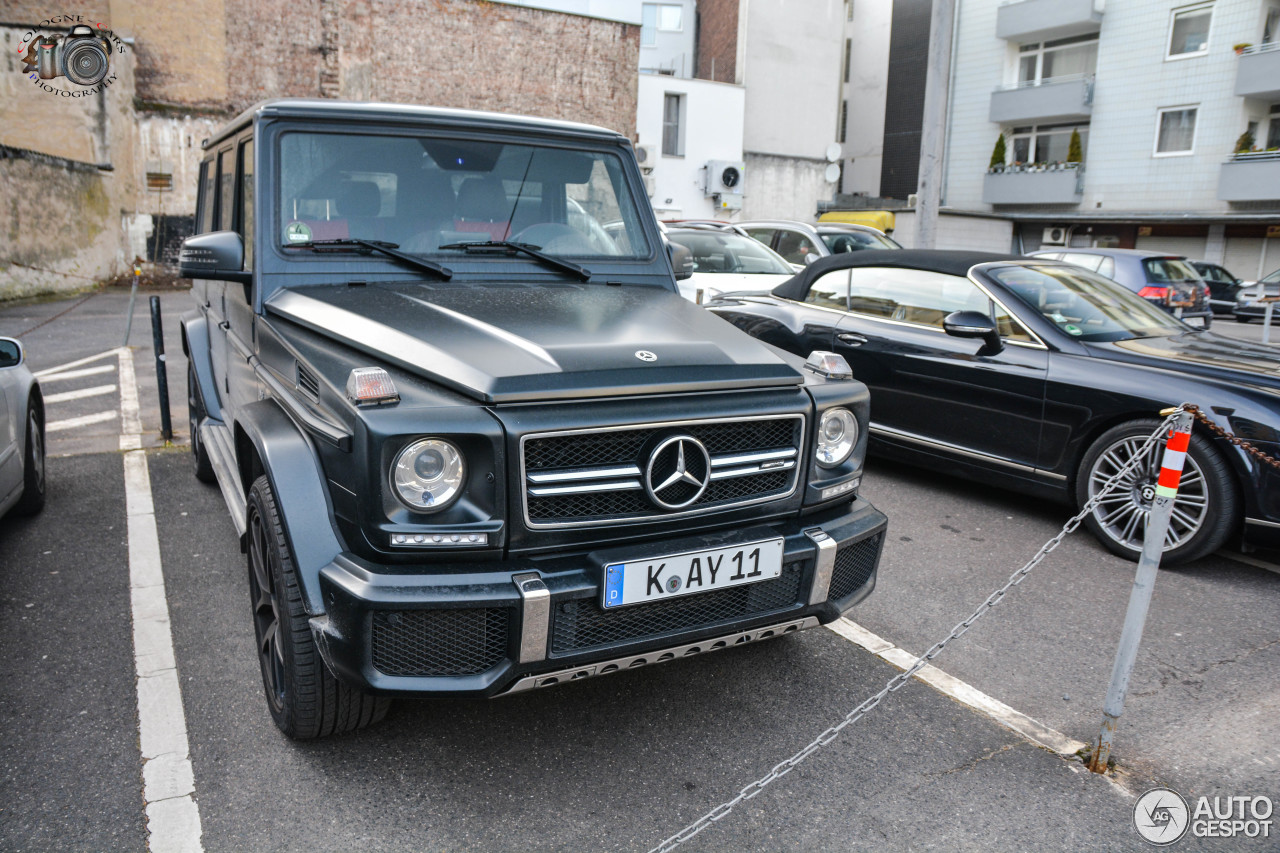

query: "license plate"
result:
(602, 538), (785, 609)
(1184, 315), (1206, 328)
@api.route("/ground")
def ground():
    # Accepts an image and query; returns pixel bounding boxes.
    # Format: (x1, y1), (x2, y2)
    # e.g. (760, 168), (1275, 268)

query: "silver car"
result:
(0, 337), (45, 519)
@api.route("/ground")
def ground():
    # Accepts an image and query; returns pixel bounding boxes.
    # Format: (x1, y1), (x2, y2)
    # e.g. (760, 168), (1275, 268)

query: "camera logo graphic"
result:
(1134, 788), (1190, 846)
(26, 25), (112, 86)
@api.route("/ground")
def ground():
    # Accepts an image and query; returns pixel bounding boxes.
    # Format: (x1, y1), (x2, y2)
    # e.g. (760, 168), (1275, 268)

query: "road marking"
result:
(33, 348), (122, 377)
(1219, 550), (1280, 575)
(826, 617), (1088, 757)
(119, 349), (203, 852)
(37, 364), (117, 383)
(43, 383), (118, 404)
(46, 410), (118, 432)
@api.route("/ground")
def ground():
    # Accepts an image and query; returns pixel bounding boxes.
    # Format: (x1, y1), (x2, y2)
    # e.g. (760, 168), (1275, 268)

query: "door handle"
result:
(837, 332), (867, 346)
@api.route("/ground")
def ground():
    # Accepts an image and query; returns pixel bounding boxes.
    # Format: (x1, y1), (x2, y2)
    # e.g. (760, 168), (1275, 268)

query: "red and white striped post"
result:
(1089, 407), (1194, 773)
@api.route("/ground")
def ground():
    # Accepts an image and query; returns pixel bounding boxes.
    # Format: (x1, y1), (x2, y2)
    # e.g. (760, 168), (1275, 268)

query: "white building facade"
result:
(944, 0), (1280, 274)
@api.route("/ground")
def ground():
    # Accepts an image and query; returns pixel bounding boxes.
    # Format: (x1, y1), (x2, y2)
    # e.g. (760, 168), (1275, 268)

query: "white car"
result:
(665, 227), (798, 303)
(0, 337), (45, 519)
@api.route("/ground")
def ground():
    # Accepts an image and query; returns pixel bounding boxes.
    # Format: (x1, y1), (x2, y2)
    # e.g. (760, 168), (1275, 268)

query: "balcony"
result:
(1219, 153), (1280, 203)
(989, 76), (1093, 124)
(1234, 43), (1280, 101)
(996, 0), (1102, 43)
(983, 165), (1083, 206)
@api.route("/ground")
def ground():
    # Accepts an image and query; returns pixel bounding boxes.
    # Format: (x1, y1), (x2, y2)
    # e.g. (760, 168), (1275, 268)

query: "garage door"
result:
(1224, 237), (1276, 281)
(1135, 235), (1207, 259)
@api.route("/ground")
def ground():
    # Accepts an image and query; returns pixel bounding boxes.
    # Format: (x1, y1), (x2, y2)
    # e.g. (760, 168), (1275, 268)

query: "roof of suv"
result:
(204, 98), (625, 150)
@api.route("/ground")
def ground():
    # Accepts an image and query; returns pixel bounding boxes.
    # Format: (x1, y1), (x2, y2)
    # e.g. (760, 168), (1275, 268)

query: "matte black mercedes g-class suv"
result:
(179, 99), (887, 738)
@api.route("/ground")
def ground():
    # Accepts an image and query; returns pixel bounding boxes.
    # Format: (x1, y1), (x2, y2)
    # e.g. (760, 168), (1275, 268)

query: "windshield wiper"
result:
(437, 240), (592, 282)
(287, 239), (453, 280)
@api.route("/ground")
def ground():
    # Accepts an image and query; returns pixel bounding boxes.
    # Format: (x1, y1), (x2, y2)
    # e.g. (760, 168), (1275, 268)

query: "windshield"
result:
(819, 230), (900, 253)
(666, 231), (794, 275)
(988, 263), (1191, 342)
(278, 131), (650, 260)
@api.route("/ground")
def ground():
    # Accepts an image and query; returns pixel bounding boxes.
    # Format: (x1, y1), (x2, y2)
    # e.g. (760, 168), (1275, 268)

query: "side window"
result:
(745, 228), (776, 250)
(803, 270), (850, 311)
(218, 148), (236, 232)
(1096, 257), (1115, 279)
(239, 139), (254, 269)
(847, 267), (1010, 332)
(990, 301), (1036, 344)
(198, 160), (216, 234)
(774, 230), (816, 265)
(1061, 252), (1103, 271)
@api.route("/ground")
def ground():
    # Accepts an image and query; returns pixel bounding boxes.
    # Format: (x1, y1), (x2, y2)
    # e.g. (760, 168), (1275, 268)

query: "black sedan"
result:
(709, 250), (1280, 565)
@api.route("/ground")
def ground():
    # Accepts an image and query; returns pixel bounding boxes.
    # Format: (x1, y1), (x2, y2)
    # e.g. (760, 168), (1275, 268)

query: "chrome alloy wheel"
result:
(1086, 434), (1209, 552)
(247, 506), (286, 714)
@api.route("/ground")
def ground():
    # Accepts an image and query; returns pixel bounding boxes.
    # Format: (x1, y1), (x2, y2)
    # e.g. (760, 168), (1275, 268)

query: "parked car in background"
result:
(665, 226), (797, 303)
(1190, 261), (1250, 315)
(1233, 267), (1280, 323)
(1030, 247), (1212, 328)
(739, 220), (902, 267)
(708, 249), (1280, 565)
(0, 337), (44, 520)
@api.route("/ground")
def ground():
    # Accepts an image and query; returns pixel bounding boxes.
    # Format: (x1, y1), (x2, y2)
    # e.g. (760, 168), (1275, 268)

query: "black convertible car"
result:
(709, 250), (1280, 565)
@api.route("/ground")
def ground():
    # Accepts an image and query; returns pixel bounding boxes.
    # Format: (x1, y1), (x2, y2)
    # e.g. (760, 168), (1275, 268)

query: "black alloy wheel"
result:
(15, 398), (45, 515)
(245, 475), (389, 738)
(1076, 419), (1237, 565)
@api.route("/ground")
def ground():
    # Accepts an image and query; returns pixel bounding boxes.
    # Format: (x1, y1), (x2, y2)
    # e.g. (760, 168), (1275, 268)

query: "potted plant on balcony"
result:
(1067, 129), (1083, 167)
(1234, 42), (1254, 54)
(989, 134), (1007, 173)
(1235, 129), (1256, 155)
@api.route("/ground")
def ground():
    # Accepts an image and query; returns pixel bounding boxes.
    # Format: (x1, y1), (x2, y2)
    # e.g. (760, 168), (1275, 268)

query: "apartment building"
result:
(944, 0), (1280, 275)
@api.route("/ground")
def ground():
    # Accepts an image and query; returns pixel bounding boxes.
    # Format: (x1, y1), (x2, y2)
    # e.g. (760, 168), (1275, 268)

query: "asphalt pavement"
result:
(0, 290), (1275, 852)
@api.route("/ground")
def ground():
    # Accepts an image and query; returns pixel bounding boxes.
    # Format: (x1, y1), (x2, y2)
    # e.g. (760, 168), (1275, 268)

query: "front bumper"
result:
(310, 498), (888, 696)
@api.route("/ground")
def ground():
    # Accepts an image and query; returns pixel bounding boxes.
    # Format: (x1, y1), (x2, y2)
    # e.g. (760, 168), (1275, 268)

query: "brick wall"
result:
(695, 0), (738, 83)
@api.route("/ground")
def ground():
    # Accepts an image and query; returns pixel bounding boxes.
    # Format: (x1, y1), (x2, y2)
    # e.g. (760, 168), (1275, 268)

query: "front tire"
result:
(14, 397), (45, 516)
(246, 475), (389, 738)
(1076, 419), (1237, 565)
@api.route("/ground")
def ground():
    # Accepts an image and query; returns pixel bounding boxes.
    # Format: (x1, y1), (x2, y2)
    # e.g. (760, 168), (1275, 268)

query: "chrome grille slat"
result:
(521, 415), (804, 528)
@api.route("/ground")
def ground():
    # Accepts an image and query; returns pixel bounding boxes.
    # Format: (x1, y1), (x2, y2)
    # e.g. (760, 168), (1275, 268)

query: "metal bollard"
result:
(149, 296), (173, 443)
(1088, 407), (1193, 773)
(122, 262), (141, 346)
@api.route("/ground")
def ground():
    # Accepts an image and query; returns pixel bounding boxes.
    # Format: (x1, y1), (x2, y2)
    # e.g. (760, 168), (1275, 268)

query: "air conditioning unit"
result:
(1042, 226), (1068, 246)
(635, 144), (657, 174)
(703, 160), (745, 196)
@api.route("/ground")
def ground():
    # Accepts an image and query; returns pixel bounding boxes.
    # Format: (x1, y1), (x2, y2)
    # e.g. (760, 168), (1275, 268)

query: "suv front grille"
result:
(522, 416), (804, 528)
(828, 532), (883, 600)
(550, 560), (805, 654)
(371, 607), (509, 677)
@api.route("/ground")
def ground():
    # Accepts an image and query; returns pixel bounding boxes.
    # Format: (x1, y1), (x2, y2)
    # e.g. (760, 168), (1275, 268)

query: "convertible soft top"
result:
(771, 249), (1029, 301)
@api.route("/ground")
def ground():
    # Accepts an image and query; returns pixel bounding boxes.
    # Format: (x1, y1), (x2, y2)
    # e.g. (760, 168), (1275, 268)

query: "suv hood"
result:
(266, 282), (802, 403)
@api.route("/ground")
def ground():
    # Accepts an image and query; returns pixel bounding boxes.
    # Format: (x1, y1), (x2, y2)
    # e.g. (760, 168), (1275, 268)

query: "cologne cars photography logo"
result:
(1134, 788), (1190, 846)
(16, 14), (124, 96)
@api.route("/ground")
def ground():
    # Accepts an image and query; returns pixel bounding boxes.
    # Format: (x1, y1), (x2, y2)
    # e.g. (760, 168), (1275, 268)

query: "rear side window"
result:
(240, 139), (254, 269)
(1061, 252), (1103, 271)
(1142, 258), (1199, 283)
(218, 148), (236, 232)
(198, 160), (216, 234)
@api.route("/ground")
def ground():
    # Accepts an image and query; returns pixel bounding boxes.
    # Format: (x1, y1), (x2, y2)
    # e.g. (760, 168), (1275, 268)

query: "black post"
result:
(150, 296), (173, 442)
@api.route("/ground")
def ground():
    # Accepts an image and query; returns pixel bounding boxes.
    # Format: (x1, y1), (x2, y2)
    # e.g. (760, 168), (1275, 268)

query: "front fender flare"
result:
(179, 310), (221, 421)
(236, 400), (343, 615)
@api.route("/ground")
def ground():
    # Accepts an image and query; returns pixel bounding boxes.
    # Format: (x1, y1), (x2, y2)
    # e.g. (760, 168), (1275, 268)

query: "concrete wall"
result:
(741, 153), (830, 220)
(891, 210), (1016, 252)
(638, 74), (745, 219)
(841, 0), (892, 196)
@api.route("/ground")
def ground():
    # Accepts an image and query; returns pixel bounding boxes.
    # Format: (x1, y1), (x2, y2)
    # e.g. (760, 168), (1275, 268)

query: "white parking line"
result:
(115, 348), (203, 852)
(43, 384), (118, 405)
(46, 410), (118, 432)
(37, 364), (117, 383)
(826, 618), (1088, 757)
(33, 348), (122, 377)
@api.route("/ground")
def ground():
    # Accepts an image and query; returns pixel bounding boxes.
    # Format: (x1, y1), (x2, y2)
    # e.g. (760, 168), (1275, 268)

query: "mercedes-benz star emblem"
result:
(635, 350), (657, 362)
(643, 435), (711, 510)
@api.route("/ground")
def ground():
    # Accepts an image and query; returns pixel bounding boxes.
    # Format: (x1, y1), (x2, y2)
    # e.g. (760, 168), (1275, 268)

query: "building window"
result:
(1267, 104), (1280, 149)
(641, 4), (656, 45)
(839, 100), (849, 144)
(844, 38), (852, 83)
(1167, 3), (1212, 59)
(1009, 123), (1089, 164)
(1265, 7), (1279, 44)
(1155, 106), (1198, 155)
(662, 93), (684, 156)
(1017, 35), (1097, 85)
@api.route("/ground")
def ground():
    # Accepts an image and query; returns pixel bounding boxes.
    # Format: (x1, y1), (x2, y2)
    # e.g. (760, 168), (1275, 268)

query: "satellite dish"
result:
(825, 143), (842, 163)
(824, 162), (841, 183)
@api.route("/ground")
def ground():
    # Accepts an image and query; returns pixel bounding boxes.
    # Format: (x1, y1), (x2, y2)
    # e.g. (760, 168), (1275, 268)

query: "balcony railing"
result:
(1235, 42), (1280, 101)
(1219, 152), (1280, 202)
(983, 163), (1084, 206)
(996, 0), (1102, 43)
(989, 75), (1094, 124)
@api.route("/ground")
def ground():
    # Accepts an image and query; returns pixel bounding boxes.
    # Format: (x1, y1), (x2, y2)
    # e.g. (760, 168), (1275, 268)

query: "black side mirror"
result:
(943, 310), (1003, 354)
(667, 241), (694, 281)
(179, 231), (250, 284)
(0, 337), (22, 369)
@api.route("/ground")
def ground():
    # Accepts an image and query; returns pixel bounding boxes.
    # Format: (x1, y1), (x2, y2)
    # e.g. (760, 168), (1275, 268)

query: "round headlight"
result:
(392, 438), (465, 511)
(816, 408), (858, 468)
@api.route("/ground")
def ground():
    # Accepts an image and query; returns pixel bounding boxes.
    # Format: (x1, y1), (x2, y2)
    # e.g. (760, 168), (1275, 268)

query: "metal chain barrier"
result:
(1184, 404), (1280, 472)
(646, 407), (1186, 853)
